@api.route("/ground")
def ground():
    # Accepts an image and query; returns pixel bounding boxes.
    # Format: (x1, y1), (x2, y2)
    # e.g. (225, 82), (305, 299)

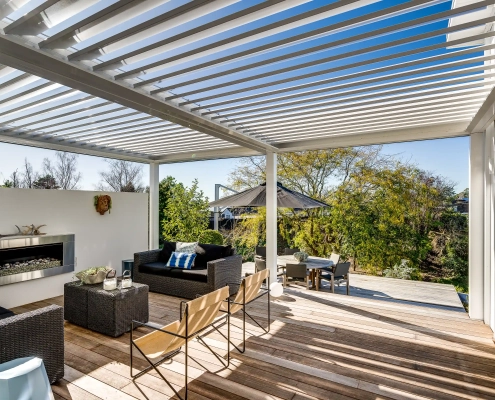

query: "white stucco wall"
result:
(0, 188), (148, 308)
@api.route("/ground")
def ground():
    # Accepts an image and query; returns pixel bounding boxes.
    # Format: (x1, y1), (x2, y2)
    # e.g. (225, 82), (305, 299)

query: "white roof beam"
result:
(0, 33), (274, 153)
(193, 30), (495, 111)
(271, 115), (473, 144)
(128, 139), (234, 153)
(274, 122), (468, 152)
(38, 0), (136, 49)
(13, 104), (128, 131)
(117, 136), (225, 151)
(67, 0), (219, 61)
(115, 0), (374, 81)
(264, 108), (478, 140)
(3, 0), (58, 35)
(38, 111), (143, 136)
(203, 43), (495, 116)
(235, 83), (493, 131)
(256, 102), (481, 139)
(153, 0), (479, 94)
(153, 147), (258, 163)
(96, 127), (191, 145)
(0, 93), (95, 124)
(218, 61), (495, 122)
(174, 12), (495, 103)
(57, 116), (158, 139)
(71, 121), (172, 141)
(0, 130), (151, 162)
(1, 97), (104, 127)
(92, 0), (314, 71)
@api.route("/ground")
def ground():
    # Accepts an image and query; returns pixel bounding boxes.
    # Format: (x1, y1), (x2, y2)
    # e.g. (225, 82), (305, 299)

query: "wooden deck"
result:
(12, 280), (495, 400)
(243, 263), (464, 309)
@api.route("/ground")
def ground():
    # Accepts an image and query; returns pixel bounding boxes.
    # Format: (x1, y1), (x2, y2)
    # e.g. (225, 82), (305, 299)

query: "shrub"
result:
(198, 229), (224, 245)
(383, 260), (417, 280)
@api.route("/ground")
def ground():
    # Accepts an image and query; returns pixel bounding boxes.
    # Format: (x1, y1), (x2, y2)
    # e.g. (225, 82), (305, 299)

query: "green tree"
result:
(331, 164), (454, 274)
(159, 176), (178, 239)
(33, 174), (59, 189)
(228, 148), (459, 280)
(198, 229), (224, 245)
(227, 208), (266, 260)
(162, 179), (210, 242)
(228, 147), (390, 258)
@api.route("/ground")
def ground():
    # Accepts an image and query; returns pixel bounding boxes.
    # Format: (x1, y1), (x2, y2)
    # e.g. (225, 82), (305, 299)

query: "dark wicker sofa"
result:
(134, 242), (242, 299)
(0, 304), (64, 383)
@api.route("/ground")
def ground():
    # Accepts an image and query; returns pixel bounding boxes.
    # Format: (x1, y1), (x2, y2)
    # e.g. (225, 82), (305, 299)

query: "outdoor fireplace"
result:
(0, 234), (74, 286)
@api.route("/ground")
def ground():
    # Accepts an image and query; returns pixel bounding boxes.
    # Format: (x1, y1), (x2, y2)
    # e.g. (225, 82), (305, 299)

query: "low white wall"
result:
(0, 188), (148, 308)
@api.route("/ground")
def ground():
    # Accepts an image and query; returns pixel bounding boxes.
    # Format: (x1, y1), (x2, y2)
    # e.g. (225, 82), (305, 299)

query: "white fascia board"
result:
(0, 131), (151, 163)
(275, 122), (469, 152)
(152, 146), (261, 163)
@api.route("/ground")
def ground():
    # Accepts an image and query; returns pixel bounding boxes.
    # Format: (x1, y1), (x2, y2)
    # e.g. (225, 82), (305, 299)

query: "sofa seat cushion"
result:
(0, 306), (15, 320)
(139, 262), (208, 283)
(195, 243), (233, 268)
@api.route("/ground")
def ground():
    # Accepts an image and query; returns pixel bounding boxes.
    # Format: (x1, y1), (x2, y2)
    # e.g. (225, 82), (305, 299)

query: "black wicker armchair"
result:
(0, 304), (64, 383)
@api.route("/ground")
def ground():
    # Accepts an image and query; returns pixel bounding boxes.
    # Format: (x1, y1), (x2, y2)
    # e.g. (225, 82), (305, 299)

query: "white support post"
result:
(484, 124), (494, 326)
(214, 184), (220, 231)
(470, 132), (485, 320)
(266, 152), (278, 282)
(149, 162), (160, 250)
(486, 122), (495, 336)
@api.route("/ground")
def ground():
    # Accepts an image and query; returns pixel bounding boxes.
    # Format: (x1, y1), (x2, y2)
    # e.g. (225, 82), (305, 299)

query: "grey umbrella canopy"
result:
(209, 182), (328, 209)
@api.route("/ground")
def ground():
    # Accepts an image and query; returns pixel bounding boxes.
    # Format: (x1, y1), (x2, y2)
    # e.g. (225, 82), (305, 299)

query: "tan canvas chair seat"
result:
(130, 286), (230, 400)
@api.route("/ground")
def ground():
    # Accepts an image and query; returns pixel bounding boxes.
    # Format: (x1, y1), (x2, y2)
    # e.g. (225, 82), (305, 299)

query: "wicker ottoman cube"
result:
(64, 281), (148, 337)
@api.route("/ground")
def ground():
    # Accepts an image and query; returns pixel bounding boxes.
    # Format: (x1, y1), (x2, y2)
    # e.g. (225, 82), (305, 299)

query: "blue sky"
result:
(0, 136), (469, 199)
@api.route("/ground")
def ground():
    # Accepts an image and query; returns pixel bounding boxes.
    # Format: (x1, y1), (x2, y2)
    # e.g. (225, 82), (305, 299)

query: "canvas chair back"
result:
(222, 269), (269, 314)
(134, 286), (229, 359)
(329, 253), (340, 266)
(284, 248), (300, 255)
(285, 263), (307, 279)
(255, 246), (266, 258)
(334, 262), (350, 278)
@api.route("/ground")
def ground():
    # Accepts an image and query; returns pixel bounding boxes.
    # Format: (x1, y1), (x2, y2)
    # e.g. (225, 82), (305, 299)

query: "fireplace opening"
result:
(0, 243), (63, 277)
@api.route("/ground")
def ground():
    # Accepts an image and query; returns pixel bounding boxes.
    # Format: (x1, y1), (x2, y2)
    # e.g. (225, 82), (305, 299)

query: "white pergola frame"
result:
(0, 0), (493, 335)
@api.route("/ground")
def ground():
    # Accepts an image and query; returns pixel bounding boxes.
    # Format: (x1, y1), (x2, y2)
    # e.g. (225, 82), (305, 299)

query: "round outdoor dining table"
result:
(277, 255), (334, 291)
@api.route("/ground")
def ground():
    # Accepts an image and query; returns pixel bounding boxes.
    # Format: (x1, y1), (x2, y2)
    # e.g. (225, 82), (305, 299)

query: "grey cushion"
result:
(139, 262), (208, 283)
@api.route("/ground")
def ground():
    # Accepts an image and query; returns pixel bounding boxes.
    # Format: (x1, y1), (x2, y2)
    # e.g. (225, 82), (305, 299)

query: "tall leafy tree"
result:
(162, 179), (210, 242)
(330, 163), (454, 273)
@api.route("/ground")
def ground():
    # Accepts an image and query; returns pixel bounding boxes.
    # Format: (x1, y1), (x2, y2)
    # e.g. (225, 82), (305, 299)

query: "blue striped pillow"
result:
(166, 252), (196, 269)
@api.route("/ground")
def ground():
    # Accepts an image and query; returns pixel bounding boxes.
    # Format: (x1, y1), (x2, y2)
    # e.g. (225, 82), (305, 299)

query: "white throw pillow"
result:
(176, 241), (198, 254)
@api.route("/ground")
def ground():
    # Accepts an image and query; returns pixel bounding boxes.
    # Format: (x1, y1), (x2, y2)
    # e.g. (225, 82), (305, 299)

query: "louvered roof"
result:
(0, 0), (492, 163)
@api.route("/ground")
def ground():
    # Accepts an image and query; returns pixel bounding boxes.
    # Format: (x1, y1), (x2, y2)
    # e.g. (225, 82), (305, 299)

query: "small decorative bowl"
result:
(293, 251), (308, 262)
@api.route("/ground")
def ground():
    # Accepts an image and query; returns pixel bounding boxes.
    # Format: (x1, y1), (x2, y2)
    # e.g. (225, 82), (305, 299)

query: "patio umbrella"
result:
(209, 182), (328, 209)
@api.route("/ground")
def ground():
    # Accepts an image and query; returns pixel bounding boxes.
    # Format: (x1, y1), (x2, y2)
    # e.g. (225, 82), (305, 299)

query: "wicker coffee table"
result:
(64, 281), (148, 337)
